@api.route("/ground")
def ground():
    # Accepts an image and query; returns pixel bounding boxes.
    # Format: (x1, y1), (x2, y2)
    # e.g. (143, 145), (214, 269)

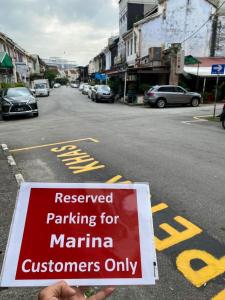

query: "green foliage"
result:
(139, 83), (151, 94)
(55, 77), (69, 85)
(44, 70), (58, 83)
(108, 77), (122, 93)
(0, 82), (25, 89)
(84, 289), (95, 298)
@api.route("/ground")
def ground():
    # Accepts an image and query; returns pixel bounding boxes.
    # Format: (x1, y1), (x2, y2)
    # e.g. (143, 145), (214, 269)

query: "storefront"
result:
(183, 57), (225, 102)
(0, 52), (14, 83)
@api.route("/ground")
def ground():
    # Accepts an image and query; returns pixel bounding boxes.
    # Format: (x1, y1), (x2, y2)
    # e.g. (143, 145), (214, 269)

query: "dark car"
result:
(220, 103), (225, 129)
(92, 85), (114, 103)
(0, 87), (39, 120)
(144, 85), (202, 108)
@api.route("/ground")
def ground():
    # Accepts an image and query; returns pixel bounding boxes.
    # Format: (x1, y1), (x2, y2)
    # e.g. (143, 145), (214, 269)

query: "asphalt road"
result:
(0, 86), (224, 300)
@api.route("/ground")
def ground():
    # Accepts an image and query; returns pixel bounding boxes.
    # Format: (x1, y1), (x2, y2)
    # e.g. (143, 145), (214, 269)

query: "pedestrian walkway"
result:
(0, 147), (18, 263)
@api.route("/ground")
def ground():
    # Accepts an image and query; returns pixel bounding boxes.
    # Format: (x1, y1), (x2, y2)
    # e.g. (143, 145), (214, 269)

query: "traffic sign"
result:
(211, 64), (225, 75)
(0, 182), (158, 287)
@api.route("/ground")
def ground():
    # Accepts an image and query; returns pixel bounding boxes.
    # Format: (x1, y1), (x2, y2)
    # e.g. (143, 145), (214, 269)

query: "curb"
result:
(1, 144), (24, 186)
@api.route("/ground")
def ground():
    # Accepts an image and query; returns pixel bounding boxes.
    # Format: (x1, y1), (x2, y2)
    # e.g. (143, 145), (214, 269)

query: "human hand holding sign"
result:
(38, 281), (115, 300)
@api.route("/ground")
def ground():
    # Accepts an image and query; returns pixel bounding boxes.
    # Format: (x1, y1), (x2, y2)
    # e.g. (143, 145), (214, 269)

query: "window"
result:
(130, 38), (133, 55)
(158, 87), (176, 92)
(175, 87), (186, 93)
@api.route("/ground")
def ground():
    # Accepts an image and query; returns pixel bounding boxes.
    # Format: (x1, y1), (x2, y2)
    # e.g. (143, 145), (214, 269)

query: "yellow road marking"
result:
(152, 203), (168, 214)
(10, 138), (99, 153)
(155, 217), (202, 251)
(106, 175), (132, 184)
(177, 250), (225, 288)
(212, 289), (225, 300)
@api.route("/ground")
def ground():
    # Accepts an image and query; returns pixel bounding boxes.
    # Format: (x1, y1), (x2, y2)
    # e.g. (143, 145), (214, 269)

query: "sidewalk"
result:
(0, 147), (18, 259)
(0, 147), (39, 299)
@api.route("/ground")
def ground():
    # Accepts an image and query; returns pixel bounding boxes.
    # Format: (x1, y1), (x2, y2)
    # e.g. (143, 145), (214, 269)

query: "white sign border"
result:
(0, 182), (157, 287)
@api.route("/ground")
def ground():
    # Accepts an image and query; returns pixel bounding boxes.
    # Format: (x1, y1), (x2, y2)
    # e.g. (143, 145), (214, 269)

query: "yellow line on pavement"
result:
(10, 138), (99, 153)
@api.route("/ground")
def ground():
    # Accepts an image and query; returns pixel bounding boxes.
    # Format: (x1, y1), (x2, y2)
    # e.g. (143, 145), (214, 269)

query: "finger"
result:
(71, 286), (85, 298)
(90, 287), (115, 300)
(60, 285), (77, 298)
(38, 281), (76, 299)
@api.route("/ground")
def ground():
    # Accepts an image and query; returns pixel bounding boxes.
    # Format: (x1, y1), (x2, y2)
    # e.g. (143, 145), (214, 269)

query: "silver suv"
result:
(144, 85), (202, 108)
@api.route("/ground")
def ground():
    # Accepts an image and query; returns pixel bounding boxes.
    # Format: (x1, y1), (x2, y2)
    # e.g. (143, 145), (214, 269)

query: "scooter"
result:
(220, 104), (225, 129)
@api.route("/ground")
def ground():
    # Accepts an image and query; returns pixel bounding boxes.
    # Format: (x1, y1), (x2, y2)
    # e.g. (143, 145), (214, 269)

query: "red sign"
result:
(0, 183), (157, 287)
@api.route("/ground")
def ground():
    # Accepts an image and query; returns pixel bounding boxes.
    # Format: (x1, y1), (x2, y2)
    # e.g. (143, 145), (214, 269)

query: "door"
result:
(173, 86), (189, 104)
(157, 86), (176, 104)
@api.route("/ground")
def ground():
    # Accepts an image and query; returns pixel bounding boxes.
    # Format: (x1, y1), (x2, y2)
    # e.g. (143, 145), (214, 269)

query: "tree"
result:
(44, 70), (58, 87)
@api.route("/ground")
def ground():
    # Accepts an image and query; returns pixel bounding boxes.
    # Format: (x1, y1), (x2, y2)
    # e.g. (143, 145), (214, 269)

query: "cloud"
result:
(0, 0), (119, 65)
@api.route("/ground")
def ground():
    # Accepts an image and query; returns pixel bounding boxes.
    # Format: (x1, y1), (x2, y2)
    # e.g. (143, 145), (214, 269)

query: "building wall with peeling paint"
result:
(140, 0), (222, 58)
(216, 15), (225, 56)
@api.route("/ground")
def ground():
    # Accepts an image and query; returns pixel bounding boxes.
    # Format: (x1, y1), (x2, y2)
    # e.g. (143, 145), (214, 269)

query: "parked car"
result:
(0, 87), (38, 120)
(79, 83), (88, 92)
(82, 84), (90, 95)
(53, 83), (61, 88)
(220, 103), (225, 129)
(34, 83), (49, 97)
(71, 83), (79, 88)
(88, 86), (95, 99)
(143, 85), (202, 108)
(91, 85), (114, 103)
(32, 79), (50, 97)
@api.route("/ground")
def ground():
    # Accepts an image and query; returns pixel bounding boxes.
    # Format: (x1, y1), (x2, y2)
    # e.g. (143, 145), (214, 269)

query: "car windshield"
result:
(99, 86), (110, 92)
(35, 84), (47, 89)
(5, 88), (31, 97)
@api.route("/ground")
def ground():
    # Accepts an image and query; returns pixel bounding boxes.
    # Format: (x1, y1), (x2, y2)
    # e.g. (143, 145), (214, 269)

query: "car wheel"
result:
(222, 119), (225, 129)
(191, 98), (200, 107)
(156, 98), (166, 108)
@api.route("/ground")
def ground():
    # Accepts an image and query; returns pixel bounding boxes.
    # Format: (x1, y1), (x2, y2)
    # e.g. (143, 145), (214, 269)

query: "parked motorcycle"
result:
(220, 103), (225, 129)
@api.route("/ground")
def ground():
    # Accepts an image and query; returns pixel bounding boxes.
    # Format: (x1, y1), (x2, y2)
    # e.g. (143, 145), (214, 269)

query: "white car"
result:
(71, 83), (79, 88)
(79, 83), (88, 92)
(54, 83), (61, 88)
(82, 84), (90, 95)
(34, 83), (49, 97)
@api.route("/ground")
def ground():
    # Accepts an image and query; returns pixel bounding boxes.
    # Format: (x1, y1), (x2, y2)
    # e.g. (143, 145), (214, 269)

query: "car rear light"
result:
(223, 103), (225, 109)
(147, 92), (155, 97)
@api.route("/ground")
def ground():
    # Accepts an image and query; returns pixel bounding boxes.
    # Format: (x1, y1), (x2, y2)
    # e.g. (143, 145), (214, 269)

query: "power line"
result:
(181, 0), (225, 44)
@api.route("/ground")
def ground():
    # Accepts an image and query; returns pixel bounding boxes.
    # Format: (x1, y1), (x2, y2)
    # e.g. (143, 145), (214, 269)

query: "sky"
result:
(0, 0), (119, 65)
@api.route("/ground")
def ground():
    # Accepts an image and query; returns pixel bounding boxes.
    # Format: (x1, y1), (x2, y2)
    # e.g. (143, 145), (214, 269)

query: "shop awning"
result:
(185, 55), (201, 65)
(184, 57), (225, 77)
(183, 66), (223, 77)
(0, 52), (13, 68)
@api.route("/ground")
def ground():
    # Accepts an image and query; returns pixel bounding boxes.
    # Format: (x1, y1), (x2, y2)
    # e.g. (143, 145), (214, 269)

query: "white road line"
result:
(15, 173), (25, 186)
(182, 115), (213, 125)
(182, 119), (208, 125)
(1, 144), (8, 151)
(7, 155), (16, 166)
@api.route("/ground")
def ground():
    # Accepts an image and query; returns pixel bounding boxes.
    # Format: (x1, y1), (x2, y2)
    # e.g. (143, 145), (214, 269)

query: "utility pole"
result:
(210, 0), (224, 56)
(210, 13), (218, 56)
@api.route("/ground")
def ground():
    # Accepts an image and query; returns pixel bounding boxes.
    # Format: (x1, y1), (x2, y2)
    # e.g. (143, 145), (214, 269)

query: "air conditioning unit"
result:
(149, 47), (162, 61)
